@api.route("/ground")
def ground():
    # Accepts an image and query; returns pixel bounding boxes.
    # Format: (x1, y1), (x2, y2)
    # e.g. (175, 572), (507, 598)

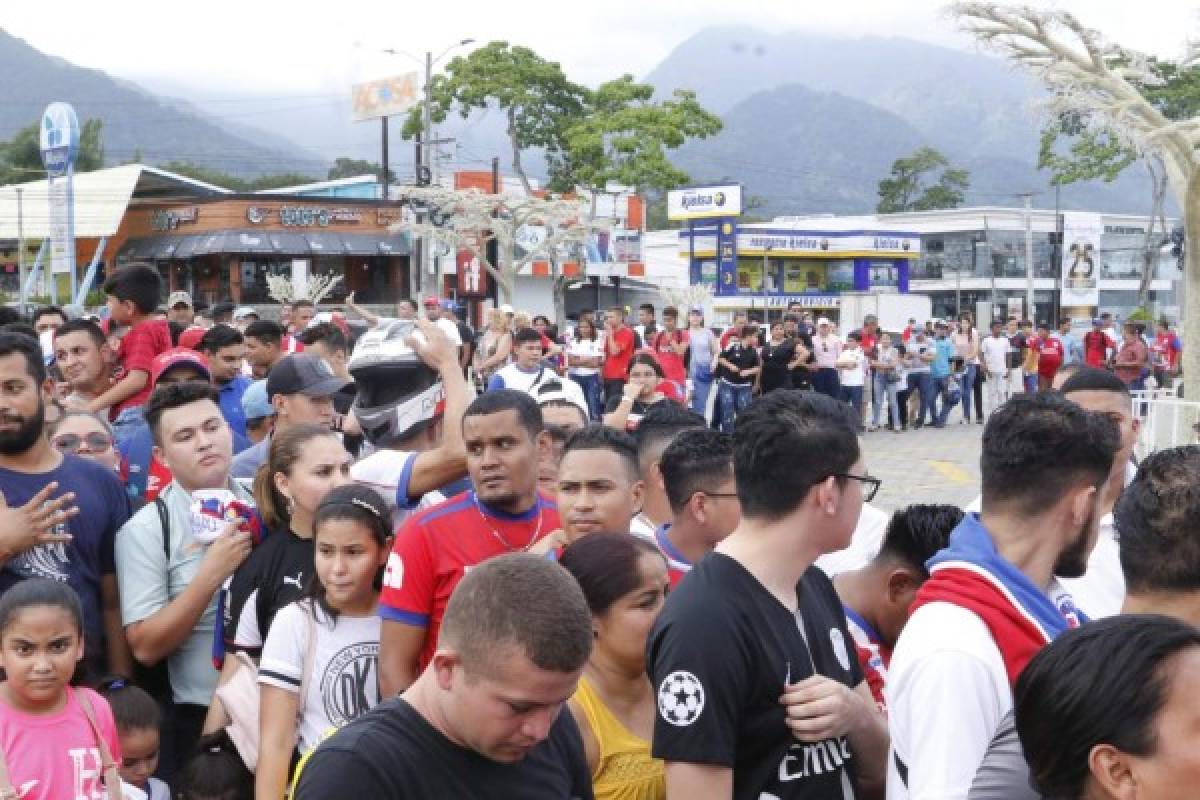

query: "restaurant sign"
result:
(246, 206), (364, 227)
(151, 207), (199, 231)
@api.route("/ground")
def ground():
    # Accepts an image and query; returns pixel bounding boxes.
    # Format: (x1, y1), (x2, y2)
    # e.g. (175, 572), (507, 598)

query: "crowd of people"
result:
(0, 259), (1194, 800)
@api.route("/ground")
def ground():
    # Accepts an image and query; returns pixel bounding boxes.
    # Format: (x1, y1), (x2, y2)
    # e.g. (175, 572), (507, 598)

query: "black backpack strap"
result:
(154, 497), (171, 558)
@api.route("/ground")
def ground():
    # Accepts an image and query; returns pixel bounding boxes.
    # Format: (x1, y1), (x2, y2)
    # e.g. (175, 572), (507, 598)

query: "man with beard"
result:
(886, 393), (1119, 800)
(378, 390), (561, 696)
(0, 332), (132, 680)
(53, 319), (116, 411)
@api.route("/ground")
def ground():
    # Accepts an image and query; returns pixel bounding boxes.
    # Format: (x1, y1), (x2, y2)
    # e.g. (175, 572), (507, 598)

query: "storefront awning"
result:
(711, 295), (841, 310)
(119, 229), (411, 260)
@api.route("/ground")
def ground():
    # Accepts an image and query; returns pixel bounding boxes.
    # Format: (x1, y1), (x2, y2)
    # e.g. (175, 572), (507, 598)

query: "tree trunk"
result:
(507, 112), (534, 197)
(1183, 169), (1200, 402)
(552, 272), (568, 329)
(1139, 156), (1168, 310)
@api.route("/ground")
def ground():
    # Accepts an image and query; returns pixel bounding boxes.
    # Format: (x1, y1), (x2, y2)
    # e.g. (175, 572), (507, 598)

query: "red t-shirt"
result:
(1082, 330), (1113, 368)
(1153, 332), (1181, 369)
(379, 491), (560, 671)
(115, 318), (173, 411)
(601, 326), (636, 382)
(1031, 336), (1064, 377)
(650, 329), (689, 384)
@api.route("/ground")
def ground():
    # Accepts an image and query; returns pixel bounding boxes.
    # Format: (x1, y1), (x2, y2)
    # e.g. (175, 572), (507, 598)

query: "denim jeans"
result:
(907, 371), (933, 426)
(569, 372), (603, 420)
(813, 367), (841, 399)
(932, 375), (955, 426)
(690, 375), (714, 422)
(840, 384), (864, 427)
(112, 405), (146, 449)
(960, 363), (978, 421)
(872, 373), (901, 428)
(717, 380), (753, 433)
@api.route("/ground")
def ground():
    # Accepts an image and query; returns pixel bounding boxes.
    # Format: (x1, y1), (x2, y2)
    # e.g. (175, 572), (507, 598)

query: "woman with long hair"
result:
(568, 315), (605, 420)
(257, 484), (391, 799)
(474, 308), (513, 386)
(952, 312), (983, 424)
(560, 534), (669, 800)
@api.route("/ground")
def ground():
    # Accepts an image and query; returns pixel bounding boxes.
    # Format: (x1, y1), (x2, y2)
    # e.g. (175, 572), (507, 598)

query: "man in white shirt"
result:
(886, 393), (1120, 800)
(979, 320), (1011, 416)
(1055, 368), (1141, 619)
(811, 317), (843, 399)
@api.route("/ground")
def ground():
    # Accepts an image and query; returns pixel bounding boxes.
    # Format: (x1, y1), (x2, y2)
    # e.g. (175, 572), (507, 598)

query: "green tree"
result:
(0, 118), (105, 183)
(876, 146), (970, 213)
(402, 41), (587, 195)
(1036, 58), (1200, 309)
(328, 157), (382, 181)
(550, 75), (722, 196)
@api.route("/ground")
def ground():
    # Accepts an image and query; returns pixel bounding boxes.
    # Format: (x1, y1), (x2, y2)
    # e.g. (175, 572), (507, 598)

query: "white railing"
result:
(1131, 390), (1200, 459)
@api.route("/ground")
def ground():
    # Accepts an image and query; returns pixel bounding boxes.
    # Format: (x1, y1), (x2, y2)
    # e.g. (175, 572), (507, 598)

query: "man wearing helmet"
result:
(349, 318), (471, 523)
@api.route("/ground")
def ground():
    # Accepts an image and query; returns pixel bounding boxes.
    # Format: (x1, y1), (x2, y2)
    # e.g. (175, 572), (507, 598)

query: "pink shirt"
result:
(0, 686), (121, 800)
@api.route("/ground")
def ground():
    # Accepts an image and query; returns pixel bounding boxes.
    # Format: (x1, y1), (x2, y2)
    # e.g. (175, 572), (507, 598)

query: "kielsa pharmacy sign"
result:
(667, 184), (743, 221)
(39, 102), (80, 177)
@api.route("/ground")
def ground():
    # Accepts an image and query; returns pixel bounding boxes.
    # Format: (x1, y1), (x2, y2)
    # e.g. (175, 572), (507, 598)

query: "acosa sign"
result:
(667, 184), (742, 221)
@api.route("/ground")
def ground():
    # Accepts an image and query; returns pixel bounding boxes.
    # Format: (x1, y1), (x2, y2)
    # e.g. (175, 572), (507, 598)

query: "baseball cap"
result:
(817, 317), (832, 326)
(241, 379), (274, 420)
(177, 325), (207, 351)
(439, 298), (457, 311)
(1092, 317), (1104, 326)
(423, 296), (440, 308)
(151, 347), (210, 386)
(266, 353), (350, 400)
(534, 378), (589, 419)
(500, 304), (514, 315)
(167, 291), (193, 309)
(233, 306), (258, 322)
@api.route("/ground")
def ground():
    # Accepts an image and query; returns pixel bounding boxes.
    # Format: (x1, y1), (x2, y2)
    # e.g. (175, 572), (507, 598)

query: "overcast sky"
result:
(4, 0), (1198, 96)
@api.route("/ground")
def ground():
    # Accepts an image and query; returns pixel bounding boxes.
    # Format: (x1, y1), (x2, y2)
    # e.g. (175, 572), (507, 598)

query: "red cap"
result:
(151, 348), (210, 387)
(423, 296), (440, 307)
(177, 325), (207, 351)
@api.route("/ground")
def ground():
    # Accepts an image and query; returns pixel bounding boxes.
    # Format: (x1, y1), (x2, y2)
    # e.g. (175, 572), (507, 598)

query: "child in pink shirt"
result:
(0, 579), (122, 800)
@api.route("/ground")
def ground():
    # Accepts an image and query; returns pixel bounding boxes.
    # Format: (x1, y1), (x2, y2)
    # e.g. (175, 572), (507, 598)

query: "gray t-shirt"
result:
(688, 328), (715, 378)
(116, 480), (254, 706)
(967, 710), (1040, 800)
(230, 435), (269, 481)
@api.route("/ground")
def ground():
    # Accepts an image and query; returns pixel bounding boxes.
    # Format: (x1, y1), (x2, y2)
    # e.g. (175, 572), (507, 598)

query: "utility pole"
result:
(380, 116), (389, 200)
(424, 50), (434, 295)
(16, 187), (25, 311)
(1020, 192), (1035, 321)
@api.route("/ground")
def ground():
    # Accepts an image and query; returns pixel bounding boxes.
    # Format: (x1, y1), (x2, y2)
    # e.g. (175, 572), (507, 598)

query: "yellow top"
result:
(573, 676), (666, 800)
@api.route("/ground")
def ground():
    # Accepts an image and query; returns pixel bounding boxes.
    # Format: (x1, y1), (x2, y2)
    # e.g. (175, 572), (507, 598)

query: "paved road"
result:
(860, 420), (983, 512)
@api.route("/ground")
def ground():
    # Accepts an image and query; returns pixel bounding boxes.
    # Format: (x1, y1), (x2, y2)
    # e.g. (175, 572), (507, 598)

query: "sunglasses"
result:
(53, 432), (113, 454)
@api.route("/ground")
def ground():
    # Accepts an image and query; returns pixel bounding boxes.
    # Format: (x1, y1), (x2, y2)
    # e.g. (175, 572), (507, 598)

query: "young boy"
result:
(89, 264), (172, 443)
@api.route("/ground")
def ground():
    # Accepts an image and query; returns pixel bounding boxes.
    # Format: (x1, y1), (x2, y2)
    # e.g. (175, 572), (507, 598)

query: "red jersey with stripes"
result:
(379, 490), (559, 671)
(843, 605), (891, 714)
(653, 524), (693, 588)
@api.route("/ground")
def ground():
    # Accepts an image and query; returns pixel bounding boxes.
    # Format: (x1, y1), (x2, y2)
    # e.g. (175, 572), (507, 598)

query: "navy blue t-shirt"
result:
(0, 455), (130, 672)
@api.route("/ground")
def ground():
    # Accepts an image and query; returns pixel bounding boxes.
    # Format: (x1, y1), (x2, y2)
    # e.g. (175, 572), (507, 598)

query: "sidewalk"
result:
(862, 421), (983, 512)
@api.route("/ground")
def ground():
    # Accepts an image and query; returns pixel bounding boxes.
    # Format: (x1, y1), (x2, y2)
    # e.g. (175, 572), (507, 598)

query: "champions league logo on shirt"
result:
(657, 671), (705, 726)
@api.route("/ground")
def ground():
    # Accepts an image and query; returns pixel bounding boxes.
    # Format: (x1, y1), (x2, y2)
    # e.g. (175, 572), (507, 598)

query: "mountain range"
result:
(0, 26), (1161, 217)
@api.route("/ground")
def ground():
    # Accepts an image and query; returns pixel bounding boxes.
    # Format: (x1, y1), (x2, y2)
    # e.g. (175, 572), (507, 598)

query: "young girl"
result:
(0, 579), (123, 800)
(176, 731), (252, 800)
(99, 678), (170, 800)
(255, 484), (391, 799)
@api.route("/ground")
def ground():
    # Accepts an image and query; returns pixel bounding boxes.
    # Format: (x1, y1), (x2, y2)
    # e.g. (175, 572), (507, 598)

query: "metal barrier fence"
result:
(1131, 390), (1200, 459)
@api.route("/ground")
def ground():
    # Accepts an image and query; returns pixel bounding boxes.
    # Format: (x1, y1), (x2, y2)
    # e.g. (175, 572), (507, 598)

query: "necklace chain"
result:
(475, 494), (544, 552)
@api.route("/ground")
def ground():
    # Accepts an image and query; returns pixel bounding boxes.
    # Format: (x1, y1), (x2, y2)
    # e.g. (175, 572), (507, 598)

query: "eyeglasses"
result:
(53, 432), (113, 454)
(829, 473), (882, 502)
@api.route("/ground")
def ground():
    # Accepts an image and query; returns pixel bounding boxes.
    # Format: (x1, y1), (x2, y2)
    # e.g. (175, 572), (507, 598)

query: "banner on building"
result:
(668, 184), (742, 221)
(41, 102), (80, 278)
(715, 218), (738, 295)
(351, 73), (420, 122)
(457, 249), (488, 296)
(1061, 212), (1102, 307)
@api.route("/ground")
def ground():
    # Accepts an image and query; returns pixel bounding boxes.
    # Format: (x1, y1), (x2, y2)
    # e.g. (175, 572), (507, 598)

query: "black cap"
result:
(266, 354), (350, 400)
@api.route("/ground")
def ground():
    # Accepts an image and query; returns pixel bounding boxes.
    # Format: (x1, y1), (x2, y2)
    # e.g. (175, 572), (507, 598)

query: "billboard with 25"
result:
(667, 184), (742, 221)
(352, 73), (420, 122)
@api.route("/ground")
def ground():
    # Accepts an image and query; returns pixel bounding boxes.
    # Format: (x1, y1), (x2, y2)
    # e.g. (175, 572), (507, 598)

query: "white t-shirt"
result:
(258, 600), (382, 753)
(837, 348), (867, 387)
(980, 335), (1011, 375)
(350, 448), (447, 528)
(567, 336), (604, 376)
(886, 602), (1013, 800)
(1055, 513), (1125, 619)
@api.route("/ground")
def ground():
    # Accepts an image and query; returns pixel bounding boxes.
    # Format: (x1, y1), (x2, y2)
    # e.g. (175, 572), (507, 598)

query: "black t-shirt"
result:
(603, 394), (671, 432)
(647, 554), (865, 800)
(223, 527), (314, 656)
(760, 340), (797, 392)
(717, 343), (760, 385)
(294, 696), (594, 799)
(787, 332), (815, 388)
